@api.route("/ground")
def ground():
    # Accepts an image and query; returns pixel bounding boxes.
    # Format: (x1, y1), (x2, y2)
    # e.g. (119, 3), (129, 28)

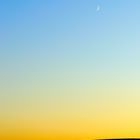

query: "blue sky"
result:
(1, 0), (140, 139)
(1, 0), (140, 114)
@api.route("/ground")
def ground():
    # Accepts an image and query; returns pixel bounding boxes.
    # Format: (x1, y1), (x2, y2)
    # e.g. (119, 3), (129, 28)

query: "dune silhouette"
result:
(96, 138), (140, 140)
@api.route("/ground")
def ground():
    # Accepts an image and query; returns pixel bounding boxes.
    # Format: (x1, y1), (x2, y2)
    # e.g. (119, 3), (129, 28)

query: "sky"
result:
(1, 0), (140, 140)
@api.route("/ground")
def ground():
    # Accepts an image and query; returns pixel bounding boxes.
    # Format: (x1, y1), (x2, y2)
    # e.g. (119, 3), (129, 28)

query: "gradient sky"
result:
(1, 0), (140, 140)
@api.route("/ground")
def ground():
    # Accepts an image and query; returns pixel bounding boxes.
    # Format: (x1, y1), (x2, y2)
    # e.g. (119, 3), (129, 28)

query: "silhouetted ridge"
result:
(96, 138), (140, 140)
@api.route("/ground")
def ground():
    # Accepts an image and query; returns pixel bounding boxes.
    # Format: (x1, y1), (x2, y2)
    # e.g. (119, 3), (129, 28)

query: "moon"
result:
(96, 5), (101, 12)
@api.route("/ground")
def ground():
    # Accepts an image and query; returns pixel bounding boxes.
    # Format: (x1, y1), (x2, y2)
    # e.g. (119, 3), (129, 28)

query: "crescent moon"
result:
(96, 5), (101, 12)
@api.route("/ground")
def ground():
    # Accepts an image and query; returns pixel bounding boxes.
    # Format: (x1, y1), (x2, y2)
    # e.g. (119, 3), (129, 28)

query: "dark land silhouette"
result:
(96, 138), (140, 140)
